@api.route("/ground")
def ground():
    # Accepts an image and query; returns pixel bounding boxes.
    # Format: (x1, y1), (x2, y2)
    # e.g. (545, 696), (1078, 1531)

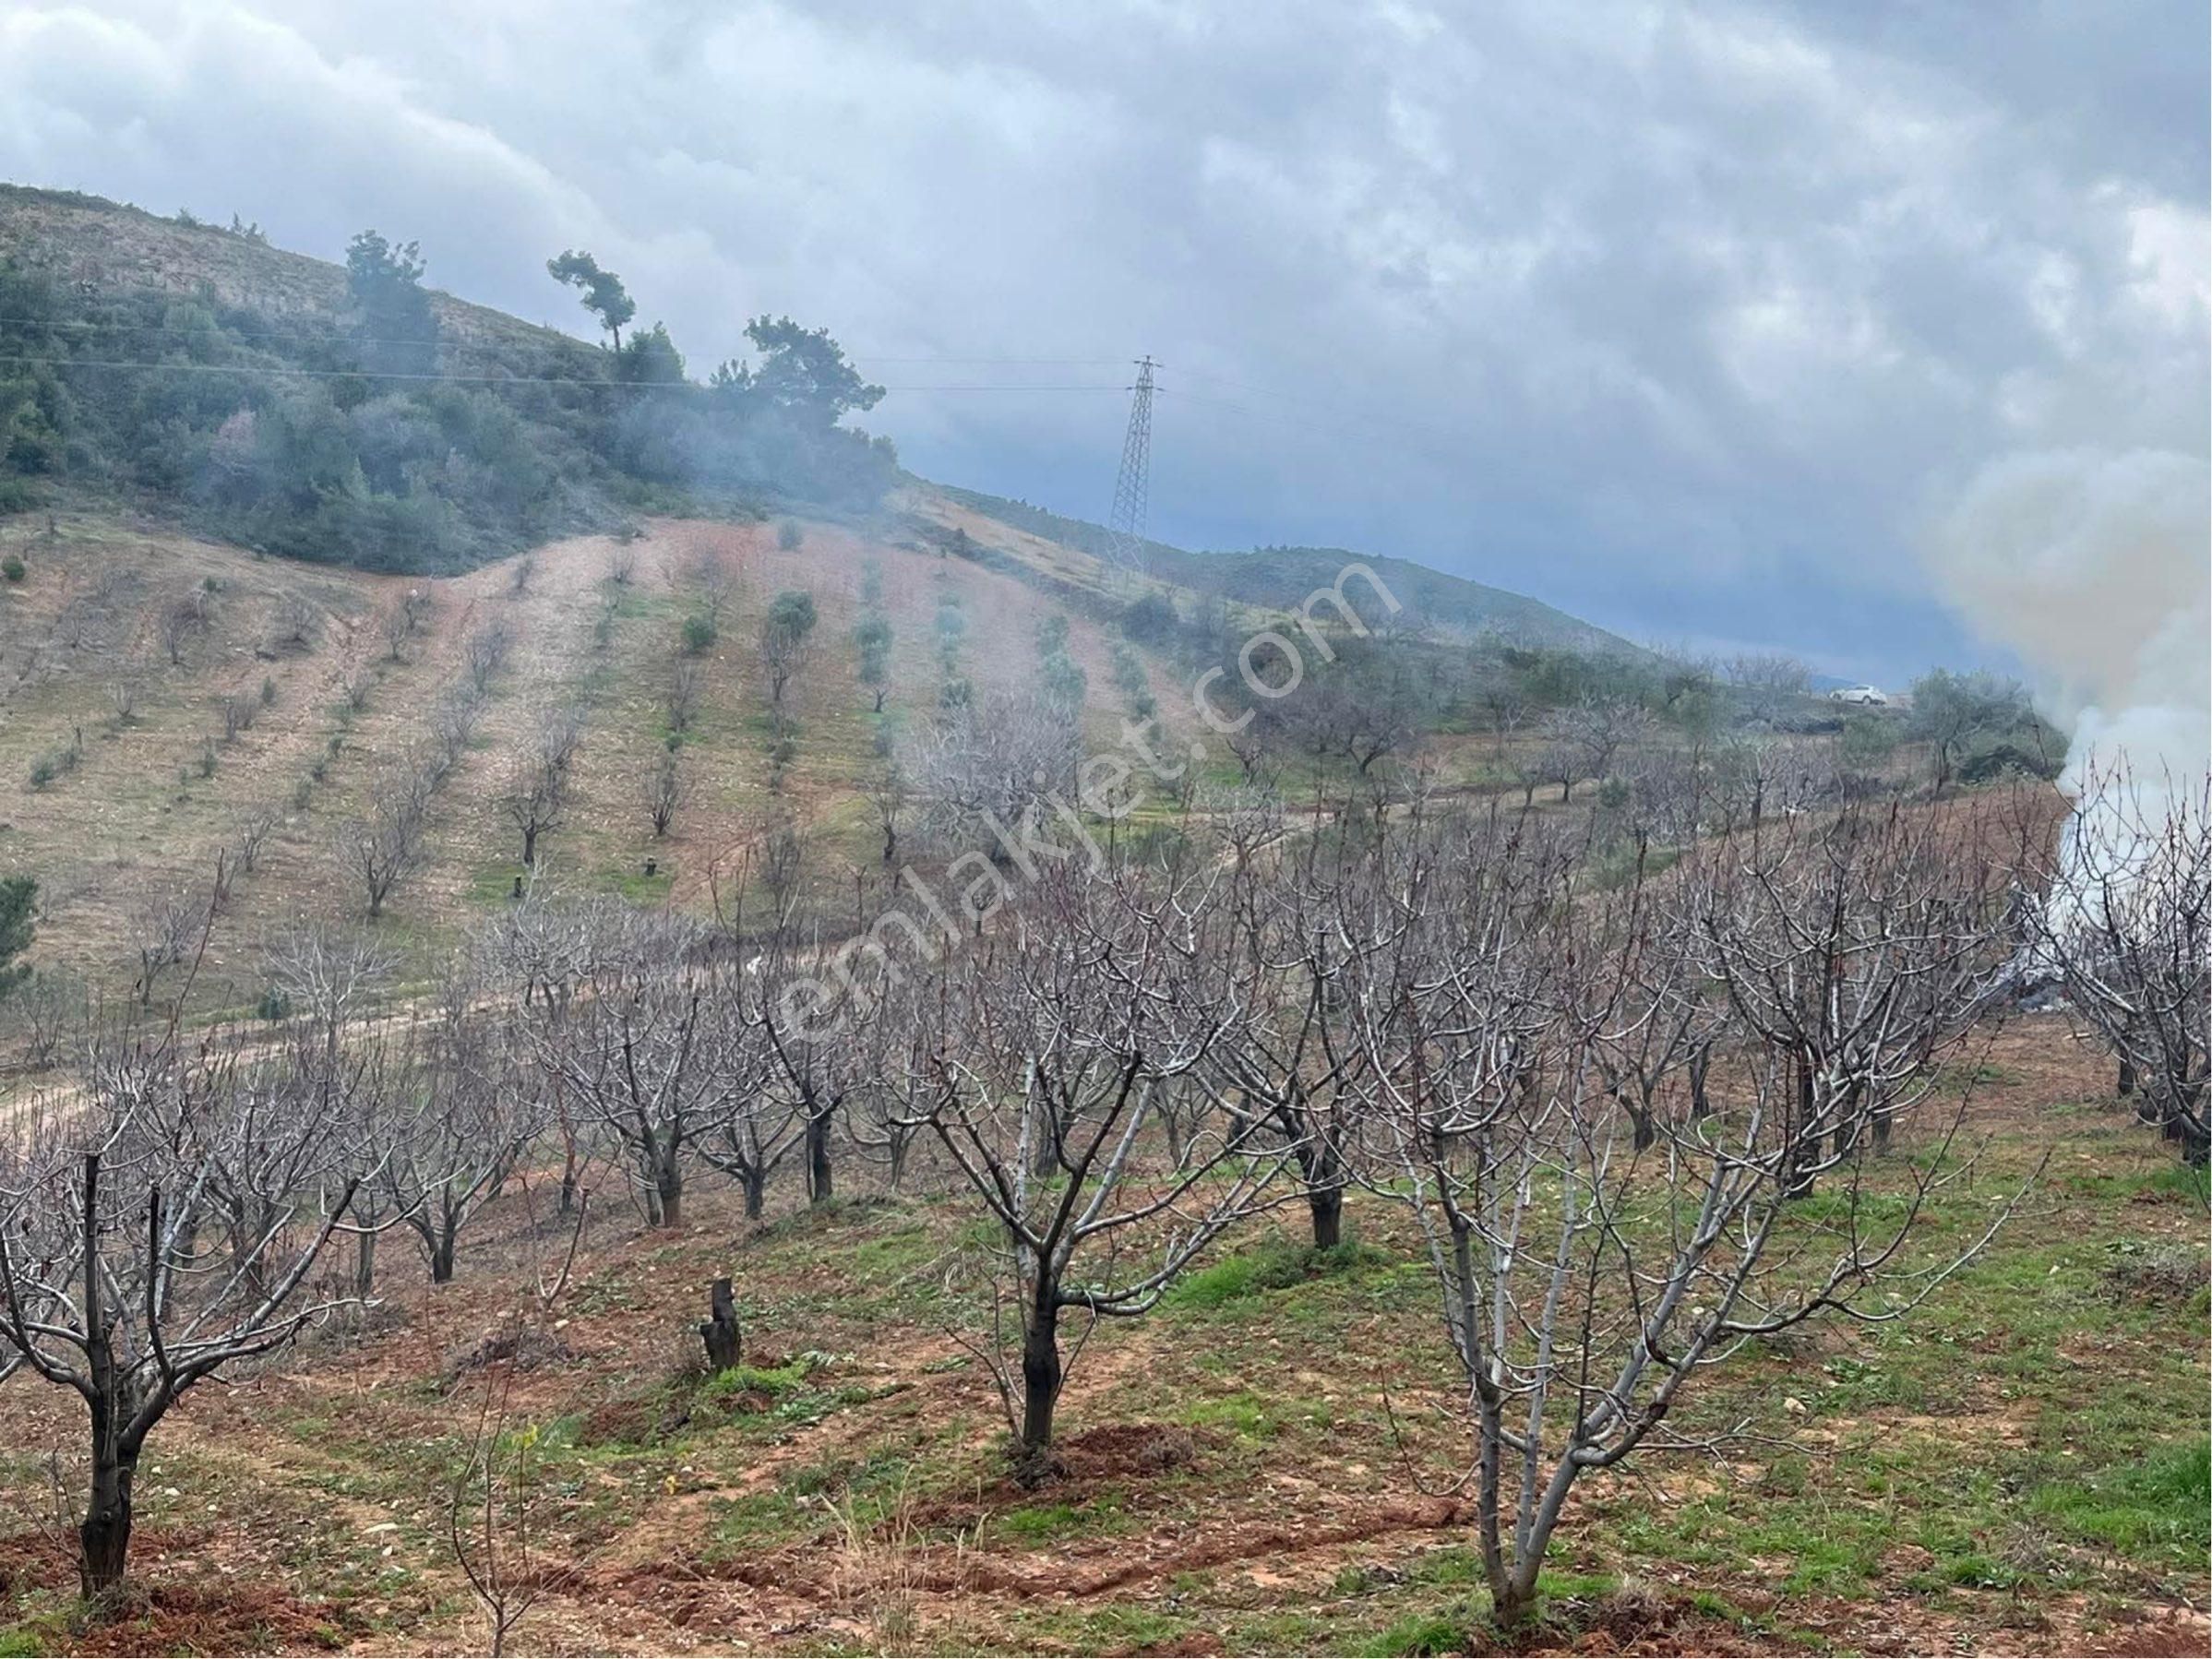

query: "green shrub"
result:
(27, 729), (83, 789)
(1960, 740), (2063, 784)
(777, 519), (804, 551)
(681, 614), (718, 654)
(699, 1355), (821, 1399)
(1, 555), (24, 583)
(1122, 591), (1178, 642)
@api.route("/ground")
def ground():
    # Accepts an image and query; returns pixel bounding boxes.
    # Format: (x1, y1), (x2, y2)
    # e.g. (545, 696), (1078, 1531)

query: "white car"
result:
(1828, 685), (1888, 707)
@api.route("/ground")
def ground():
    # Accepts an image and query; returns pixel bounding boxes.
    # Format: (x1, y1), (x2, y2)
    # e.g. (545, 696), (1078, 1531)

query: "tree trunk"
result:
(77, 1155), (140, 1597)
(1492, 1568), (1537, 1630)
(2117, 1056), (2136, 1097)
(1307, 1184), (1343, 1251)
(2178, 1103), (2208, 1168)
(521, 823), (539, 866)
(1783, 1055), (1819, 1199)
(1016, 1298), (1063, 1486)
(429, 1227), (457, 1284)
(1029, 1105), (1059, 1178)
(806, 1107), (833, 1206)
(229, 1209), (272, 1303)
(700, 1277), (742, 1372)
(80, 1444), (138, 1597)
(354, 1225), (377, 1297)
(741, 1165), (766, 1222)
(1689, 1047), (1712, 1119)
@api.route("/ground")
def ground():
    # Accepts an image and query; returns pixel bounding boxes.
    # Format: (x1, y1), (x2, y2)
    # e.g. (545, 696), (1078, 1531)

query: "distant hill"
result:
(0, 183), (898, 572)
(936, 486), (1637, 657)
(0, 184), (595, 372)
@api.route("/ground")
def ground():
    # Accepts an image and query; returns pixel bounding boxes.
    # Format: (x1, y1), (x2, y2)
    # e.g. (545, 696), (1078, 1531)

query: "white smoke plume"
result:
(1932, 446), (2209, 801)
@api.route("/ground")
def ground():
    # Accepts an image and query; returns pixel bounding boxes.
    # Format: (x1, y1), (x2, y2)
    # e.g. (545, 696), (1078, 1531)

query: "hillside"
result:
(0, 180), (1699, 1013)
(0, 501), (1209, 1013)
(937, 485), (1638, 656)
(0, 185), (596, 371)
(0, 184), (2200, 1659)
(0, 183), (900, 573)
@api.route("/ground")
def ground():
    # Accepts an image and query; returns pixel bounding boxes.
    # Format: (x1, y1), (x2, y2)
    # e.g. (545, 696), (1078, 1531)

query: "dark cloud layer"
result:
(3, 2), (2203, 683)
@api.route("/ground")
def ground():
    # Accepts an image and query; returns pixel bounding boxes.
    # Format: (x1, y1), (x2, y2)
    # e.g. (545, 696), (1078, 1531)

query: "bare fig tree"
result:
(0, 1035), (360, 1594)
(376, 1000), (542, 1282)
(341, 771), (428, 920)
(2028, 763), (2209, 1164)
(514, 911), (733, 1228)
(503, 707), (584, 868)
(644, 745), (686, 838)
(1344, 802), (2027, 1629)
(127, 888), (204, 1009)
(899, 865), (1294, 1482)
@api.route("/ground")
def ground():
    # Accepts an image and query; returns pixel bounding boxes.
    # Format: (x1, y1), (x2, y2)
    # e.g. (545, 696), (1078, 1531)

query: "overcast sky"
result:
(2, 1), (2205, 684)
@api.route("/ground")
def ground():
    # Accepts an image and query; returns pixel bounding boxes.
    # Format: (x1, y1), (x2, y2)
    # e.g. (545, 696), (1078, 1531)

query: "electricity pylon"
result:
(1105, 355), (1156, 577)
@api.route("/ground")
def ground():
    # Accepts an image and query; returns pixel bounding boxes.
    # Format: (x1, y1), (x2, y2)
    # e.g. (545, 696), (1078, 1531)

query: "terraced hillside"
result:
(0, 495), (1209, 1014)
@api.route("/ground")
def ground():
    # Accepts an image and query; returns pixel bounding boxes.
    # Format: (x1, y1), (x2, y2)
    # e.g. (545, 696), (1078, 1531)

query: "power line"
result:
(0, 352), (1130, 392)
(0, 315), (1129, 369)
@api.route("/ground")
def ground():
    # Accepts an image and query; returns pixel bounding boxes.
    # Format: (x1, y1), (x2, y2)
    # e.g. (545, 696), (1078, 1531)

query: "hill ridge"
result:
(0, 179), (1627, 658)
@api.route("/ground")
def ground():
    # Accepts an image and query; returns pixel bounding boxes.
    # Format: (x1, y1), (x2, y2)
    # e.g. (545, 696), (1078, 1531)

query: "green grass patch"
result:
(1165, 1239), (1393, 1311)
(700, 1354), (823, 1402)
(1360, 1611), (1478, 1656)
(598, 863), (675, 903)
(2032, 1438), (2210, 1565)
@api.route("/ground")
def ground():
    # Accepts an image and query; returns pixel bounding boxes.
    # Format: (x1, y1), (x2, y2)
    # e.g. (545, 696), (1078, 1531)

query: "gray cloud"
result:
(1, 0), (2203, 686)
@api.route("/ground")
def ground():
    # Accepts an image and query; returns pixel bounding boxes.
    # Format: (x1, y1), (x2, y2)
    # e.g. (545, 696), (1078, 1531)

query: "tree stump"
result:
(699, 1277), (742, 1372)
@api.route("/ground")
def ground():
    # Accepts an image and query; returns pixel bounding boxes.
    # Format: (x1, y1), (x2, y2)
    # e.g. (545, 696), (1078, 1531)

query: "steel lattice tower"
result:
(1106, 355), (1156, 575)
